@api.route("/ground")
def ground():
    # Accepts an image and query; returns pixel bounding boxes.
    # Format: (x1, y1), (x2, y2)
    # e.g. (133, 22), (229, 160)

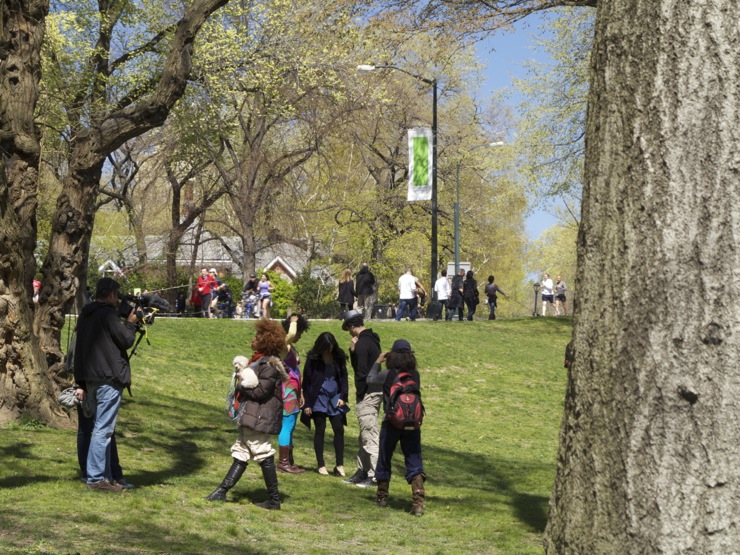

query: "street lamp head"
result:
(357, 65), (376, 71)
(533, 282), (540, 293)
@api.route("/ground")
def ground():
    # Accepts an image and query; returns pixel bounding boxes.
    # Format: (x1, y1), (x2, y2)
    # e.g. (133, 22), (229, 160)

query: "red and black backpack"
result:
(387, 372), (424, 430)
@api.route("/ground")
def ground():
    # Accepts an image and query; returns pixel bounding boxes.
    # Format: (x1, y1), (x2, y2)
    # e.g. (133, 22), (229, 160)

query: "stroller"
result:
(239, 292), (260, 319)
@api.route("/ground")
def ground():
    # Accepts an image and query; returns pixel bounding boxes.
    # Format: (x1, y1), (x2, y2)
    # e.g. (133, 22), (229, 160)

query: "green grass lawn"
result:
(0, 316), (571, 555)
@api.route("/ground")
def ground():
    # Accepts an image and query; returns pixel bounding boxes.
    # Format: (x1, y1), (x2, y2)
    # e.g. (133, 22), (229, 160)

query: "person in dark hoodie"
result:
(341, 309), (382, 488)
(355, 262), (376, 319)
(73, 277), (138, 492)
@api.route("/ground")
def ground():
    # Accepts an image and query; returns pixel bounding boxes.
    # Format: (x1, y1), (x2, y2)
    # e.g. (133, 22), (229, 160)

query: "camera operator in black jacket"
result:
(73, 277), (138, 492)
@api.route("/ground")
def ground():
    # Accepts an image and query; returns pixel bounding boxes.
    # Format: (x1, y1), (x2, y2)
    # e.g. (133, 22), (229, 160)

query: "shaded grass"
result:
(0, 316), (571, 554)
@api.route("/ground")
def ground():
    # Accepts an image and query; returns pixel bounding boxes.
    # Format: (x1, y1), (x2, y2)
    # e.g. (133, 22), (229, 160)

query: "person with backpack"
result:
(367, 339), (426, 516)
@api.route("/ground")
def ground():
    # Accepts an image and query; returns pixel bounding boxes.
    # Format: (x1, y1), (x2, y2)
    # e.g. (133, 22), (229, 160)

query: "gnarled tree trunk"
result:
(544, 0), (739, 552)
(0, 0), (68, 425)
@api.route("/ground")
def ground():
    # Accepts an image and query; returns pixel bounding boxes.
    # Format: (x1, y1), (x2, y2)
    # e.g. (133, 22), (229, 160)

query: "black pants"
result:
(313, 413), (345, 468)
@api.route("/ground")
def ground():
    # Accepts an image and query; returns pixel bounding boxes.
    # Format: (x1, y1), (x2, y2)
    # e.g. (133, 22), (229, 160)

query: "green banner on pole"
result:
(408, 128), (432, 201)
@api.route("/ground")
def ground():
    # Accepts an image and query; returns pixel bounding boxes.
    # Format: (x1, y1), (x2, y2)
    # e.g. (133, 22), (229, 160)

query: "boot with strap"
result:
(277, 446), (304, 474)
(288, 445), (305, 471)
(254, 457), (281, 510)
(410, 474), (425, 516)
(376, 480), (389, 508)
(205, 458), (247, 502)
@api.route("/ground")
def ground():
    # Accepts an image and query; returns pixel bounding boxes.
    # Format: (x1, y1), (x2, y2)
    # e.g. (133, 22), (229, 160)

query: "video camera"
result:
(118, 292), (170, 327)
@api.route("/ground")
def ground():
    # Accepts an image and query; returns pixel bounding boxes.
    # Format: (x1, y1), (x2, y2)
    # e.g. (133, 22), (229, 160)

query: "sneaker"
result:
(355, 477), (377, 488)
(343, 469), (367, 485)
(113, 478), (135, 489)
(87, 479), (123, 493)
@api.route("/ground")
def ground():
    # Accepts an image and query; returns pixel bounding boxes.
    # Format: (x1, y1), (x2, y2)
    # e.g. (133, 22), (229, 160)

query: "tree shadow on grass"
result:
(425, 444), (551, 532)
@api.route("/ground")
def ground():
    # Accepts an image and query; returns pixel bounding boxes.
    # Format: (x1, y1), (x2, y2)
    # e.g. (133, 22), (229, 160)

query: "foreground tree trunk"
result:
(0, 0), (68, 424)
(544, 0), (739, 552)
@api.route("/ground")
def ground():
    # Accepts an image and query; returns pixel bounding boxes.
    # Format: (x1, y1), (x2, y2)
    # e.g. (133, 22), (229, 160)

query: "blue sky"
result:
(474, 14), (559, 240)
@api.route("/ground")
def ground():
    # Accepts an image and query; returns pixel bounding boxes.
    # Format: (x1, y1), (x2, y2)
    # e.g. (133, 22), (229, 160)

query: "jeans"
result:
(374, 422), (424, 483)
(465, 298), (477, 321)
(77, 405), (123, 481)
(395, 297), (418, 321)
(86, 383), (123, 484)
(488, 300), (497, 320)
(434, 299), (448, 321)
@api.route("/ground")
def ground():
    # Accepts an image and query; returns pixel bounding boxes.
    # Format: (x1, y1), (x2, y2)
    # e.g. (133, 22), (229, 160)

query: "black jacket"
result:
(449, 274), (464, 308)
(355, 268), (376, 296)
(463, 278), (479, 302)
(302, 353), (350, 410)
(349, 328), (382, 402)
(73, 301), (137, 389)
(338, 280), (356, 305)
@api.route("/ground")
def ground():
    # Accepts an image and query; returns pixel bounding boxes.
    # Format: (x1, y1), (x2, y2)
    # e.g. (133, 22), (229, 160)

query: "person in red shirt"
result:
(196, 268), (217, 318)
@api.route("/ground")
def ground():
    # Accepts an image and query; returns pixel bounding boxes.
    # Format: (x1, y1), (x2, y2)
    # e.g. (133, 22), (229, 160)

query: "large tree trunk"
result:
(544, 0), (739, 552)
(0, 0), (68, 425)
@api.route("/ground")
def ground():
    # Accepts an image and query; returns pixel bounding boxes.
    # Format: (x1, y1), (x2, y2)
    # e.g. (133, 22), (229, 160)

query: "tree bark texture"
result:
(544, 0), (739, 553)
(0, 0), (68, 424)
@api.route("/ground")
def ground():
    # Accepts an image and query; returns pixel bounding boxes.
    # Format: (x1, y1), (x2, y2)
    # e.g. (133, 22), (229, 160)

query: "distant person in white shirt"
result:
(433, 270), (451, 321)
(395, 268), (426, 321)
(541, 273), (554, 316)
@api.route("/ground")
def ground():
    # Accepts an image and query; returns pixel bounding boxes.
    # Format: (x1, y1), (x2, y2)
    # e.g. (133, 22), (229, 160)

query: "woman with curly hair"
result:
(205, 319), (288, 509)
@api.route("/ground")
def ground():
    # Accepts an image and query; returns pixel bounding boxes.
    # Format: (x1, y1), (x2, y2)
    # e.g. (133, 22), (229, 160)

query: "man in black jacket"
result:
(342, 310), (382, 487)
(74, 277), (138, 492)
(354, 263), (376, 319)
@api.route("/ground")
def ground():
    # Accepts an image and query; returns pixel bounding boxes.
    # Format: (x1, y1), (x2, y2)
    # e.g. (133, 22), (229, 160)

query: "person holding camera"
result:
(73, 277), (138, 492)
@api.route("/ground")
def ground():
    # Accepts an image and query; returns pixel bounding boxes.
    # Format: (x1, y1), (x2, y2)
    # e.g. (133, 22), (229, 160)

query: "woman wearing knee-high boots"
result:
(205, 320), (288, 509)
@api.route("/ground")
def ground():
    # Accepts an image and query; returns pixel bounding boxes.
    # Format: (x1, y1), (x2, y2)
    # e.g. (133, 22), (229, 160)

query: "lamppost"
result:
(454, 141), (504, 274)
(532, 281), (540, 317)
(357, 64), (438, 292)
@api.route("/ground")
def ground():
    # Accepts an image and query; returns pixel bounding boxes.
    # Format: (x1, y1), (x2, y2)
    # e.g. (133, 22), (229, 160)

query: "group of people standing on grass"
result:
(193, 268), (277, 320)
(433, 268), (508, 321)
(72, 280), (425, 515)
(204, 309), (426, 516)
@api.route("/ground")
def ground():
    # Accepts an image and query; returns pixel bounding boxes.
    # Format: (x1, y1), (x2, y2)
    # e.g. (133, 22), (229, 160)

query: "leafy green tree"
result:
(0, 0), (230, 424)
(513, 8), (593, 210)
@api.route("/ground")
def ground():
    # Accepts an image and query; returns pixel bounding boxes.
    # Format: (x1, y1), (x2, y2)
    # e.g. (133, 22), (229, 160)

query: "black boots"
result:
(205, 458), (247, 501)
(410, 474), (425, 516)
(253, 457), (281, 510)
